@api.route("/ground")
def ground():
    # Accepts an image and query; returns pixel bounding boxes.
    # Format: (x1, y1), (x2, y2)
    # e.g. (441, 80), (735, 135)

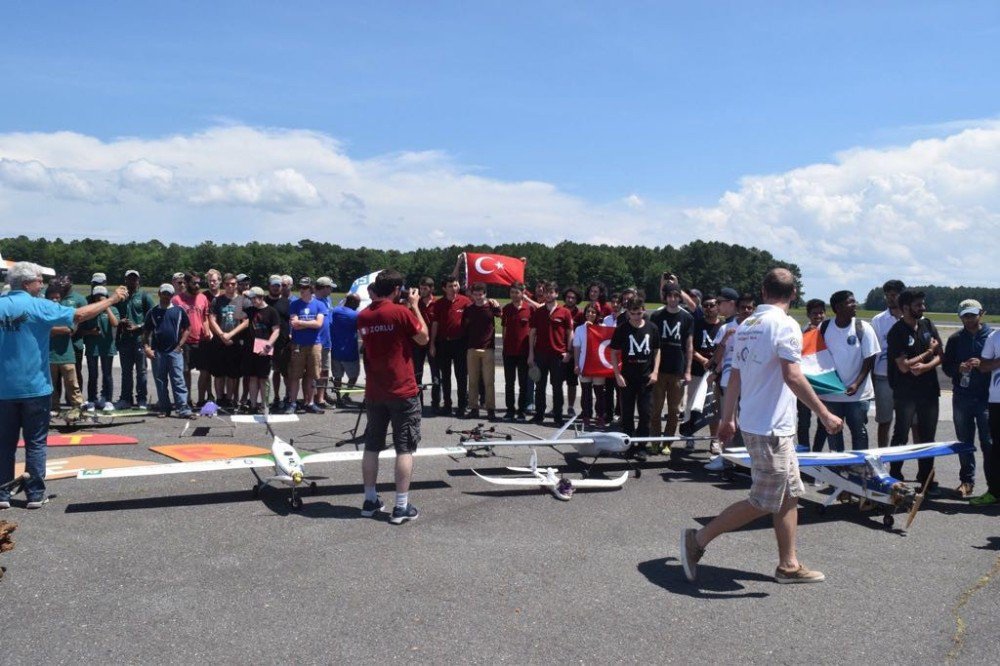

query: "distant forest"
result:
(864, 285), (1000, 314)
(2, 236), (802, 302)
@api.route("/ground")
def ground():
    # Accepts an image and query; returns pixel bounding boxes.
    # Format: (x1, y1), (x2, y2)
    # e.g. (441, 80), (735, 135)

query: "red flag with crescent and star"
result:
(582, 325), (618, 378)
(464, 252), (525, 287)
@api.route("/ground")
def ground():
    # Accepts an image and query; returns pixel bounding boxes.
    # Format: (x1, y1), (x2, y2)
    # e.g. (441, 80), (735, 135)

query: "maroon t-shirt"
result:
(462, 302), (501, 350)
(501, 301), (534, 357)
(565, 304), (585, 327)
(414, 295), (435, 348)
(530, 304), (573, 356)
(431, 294), (472, 340)
(357, 300), (420, 401)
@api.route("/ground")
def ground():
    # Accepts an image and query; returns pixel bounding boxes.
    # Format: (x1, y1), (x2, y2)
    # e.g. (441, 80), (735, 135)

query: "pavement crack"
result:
(946, 553), (1000, 663)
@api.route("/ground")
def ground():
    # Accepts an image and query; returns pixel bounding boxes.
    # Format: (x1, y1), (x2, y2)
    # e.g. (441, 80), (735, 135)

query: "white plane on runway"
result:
(464, 415), (712, 500)
(77, 436), (465, 510)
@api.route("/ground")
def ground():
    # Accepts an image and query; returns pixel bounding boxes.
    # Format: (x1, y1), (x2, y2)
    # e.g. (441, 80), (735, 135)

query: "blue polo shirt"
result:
(0, 290), (76, 399)
(329, 305), (360, 361)
(288, 297), (330, 346)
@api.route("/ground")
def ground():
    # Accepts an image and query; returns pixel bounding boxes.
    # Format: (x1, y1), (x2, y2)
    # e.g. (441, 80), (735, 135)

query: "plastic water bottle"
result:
(960, 371), (971, 388)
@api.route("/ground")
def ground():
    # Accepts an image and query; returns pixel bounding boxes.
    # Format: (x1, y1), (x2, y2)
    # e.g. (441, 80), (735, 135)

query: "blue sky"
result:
(1, 2), (999, 296)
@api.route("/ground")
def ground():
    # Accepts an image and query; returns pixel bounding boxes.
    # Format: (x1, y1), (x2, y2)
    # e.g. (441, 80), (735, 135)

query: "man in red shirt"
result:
(411, 276), (440, 410)
(429, 277), (473, 417)
(171, 272), (212, 407)
(462, 282), (502, 420)
(501, 282), (535, 421)
(528, 281), (574, 426)
(357, 269), (428, 525)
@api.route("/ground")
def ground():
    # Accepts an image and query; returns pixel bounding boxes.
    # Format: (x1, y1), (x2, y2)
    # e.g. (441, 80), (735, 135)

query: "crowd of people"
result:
(2, 260), (998, 574)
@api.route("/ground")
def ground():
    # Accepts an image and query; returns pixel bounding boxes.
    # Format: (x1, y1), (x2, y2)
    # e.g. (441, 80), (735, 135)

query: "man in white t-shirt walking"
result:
(819, 290), (880, 451)
(680, 269), (843, 584)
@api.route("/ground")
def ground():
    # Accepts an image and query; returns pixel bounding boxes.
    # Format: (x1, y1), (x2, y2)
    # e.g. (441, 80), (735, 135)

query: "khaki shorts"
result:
(743, 432), (804, 513)
(288, 344), (321, 381)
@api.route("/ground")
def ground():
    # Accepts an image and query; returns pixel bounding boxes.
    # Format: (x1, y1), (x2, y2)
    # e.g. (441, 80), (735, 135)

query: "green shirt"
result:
(80, 307), (119, 356)
(61, 291), (87, 351)
(49, 327), (76, 364)
(119, 290), (156, 337)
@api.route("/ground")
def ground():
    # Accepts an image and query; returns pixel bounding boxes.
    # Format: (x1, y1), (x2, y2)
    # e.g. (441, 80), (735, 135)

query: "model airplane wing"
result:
(473, 469), (558, 487)
(461, 437), (597, 448)
(76, 456), (275, 479)
(859, 441), (972, 462)
(722, 441), (972, 468)
(301, 446), (467, 464)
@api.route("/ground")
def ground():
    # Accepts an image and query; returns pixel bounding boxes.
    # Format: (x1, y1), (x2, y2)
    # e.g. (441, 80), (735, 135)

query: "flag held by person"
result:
(800, 328), (846, 395)
(464, 252), (525, 287)
(582, 325), (617, 378)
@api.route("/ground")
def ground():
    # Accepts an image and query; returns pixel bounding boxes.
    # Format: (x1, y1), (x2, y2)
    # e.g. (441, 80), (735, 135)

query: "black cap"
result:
(719, 287), (739, 301)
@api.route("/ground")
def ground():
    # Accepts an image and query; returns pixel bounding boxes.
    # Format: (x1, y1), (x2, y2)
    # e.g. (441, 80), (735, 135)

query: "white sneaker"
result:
(0, 500), (10, 510)
(102, 403), (116, 412)
(709, 440), (722, 455)
(26, 497), (49, 509)
(137, 402), (148, 410)
(82, 402), (96, 413)
(704, 455), (725, 471)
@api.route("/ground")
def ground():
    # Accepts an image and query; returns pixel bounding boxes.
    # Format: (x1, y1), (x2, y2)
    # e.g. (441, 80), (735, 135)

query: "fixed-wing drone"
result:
(722, 440), (974, 529)
(463, 415), (712, 500)
(77, 435), (464, 510)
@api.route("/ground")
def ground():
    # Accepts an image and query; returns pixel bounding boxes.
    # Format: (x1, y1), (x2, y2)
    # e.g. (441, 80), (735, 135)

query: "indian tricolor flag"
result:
(800, 328), (846, 395)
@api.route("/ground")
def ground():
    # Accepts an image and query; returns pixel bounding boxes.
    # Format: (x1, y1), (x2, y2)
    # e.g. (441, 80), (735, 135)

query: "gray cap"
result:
(236, 273), (250, 283)
(91, 272), (107, 284)
(159, 283), (175, 295)
(172, 272), (185, 281)
(958, 299), (983, 317)
(92, 286), (108, 296)
(125, 269), (140, 278)
(268, 274), (282, 286)
(249, 286), (266, 297)
(315, 276), (335, 288)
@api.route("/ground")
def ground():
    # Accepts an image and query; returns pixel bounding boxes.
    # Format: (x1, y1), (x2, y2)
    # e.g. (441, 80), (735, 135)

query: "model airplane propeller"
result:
(722, 441), (970, 530)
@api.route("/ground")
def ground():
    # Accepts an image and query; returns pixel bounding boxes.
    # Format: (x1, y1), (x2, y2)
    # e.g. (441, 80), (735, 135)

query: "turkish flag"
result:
(582, 325), (617, 378)
(465, 252), (525, 287)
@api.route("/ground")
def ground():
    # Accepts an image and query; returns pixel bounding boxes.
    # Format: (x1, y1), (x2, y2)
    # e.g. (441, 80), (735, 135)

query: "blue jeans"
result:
(119, 335), (148, 404)
(153, 350), (189, 414)
(822, 400), (870, 452)
(953, 393), (992, 485)
(0, 395), (50, 502)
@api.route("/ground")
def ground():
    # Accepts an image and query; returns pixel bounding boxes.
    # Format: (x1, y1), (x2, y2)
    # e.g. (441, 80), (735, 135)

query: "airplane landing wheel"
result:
(290, 496), (304, 510)
(310, 482), (318, 495)
(883, 514), (895, 530)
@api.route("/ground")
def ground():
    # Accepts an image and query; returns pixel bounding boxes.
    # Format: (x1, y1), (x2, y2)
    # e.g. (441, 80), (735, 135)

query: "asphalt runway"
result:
(2, 369), (998, 664)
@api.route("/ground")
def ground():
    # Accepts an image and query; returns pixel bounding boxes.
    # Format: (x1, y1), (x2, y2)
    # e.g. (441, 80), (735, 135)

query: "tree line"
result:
(2, 236), (802, 302)
(864, 285), (1000, 314)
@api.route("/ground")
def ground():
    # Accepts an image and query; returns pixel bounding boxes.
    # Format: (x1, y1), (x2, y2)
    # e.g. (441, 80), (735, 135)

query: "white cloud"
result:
(1, 123), (998, 297)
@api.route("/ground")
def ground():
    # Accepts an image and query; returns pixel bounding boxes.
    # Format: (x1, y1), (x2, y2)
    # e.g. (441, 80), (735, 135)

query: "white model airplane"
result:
(464, 415), (712, 500)
(77, 435), (465, 510)
(722, 441), (974, 530)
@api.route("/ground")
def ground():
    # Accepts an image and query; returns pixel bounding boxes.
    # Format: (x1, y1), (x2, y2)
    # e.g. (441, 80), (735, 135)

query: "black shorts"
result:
(210, 340), (242, 379)
(272, 340), (291, 375)
(364, 397), (421, 454)
(562, 357), (578, 386)
(183, 341), (210, 371)
(241, 348), (272, 379)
